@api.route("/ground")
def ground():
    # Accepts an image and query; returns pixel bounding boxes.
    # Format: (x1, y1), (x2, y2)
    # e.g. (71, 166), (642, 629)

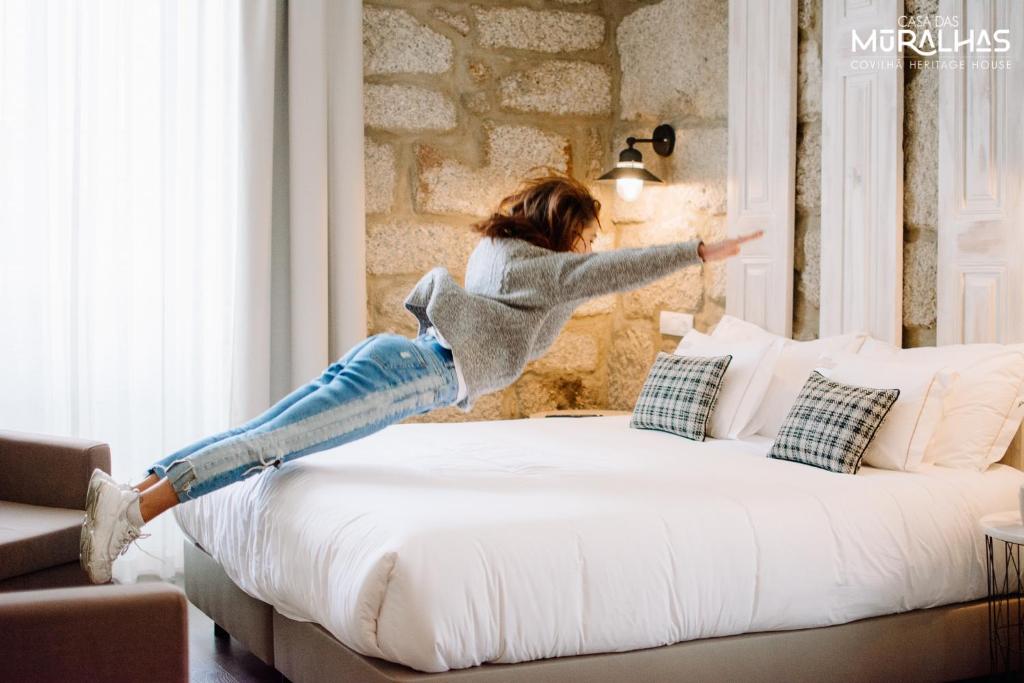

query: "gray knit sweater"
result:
(403, 236), (704, 412)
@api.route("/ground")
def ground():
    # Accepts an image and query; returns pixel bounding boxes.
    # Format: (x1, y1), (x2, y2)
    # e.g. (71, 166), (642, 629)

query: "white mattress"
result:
(174, 415), (1024, 673)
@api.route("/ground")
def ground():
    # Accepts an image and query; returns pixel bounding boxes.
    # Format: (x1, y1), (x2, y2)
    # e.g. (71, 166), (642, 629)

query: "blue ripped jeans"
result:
(148, 332), (459, 502)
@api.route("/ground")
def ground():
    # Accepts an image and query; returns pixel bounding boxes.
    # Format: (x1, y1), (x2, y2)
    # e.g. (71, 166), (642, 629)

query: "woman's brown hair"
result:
(471, 169), (602, 252)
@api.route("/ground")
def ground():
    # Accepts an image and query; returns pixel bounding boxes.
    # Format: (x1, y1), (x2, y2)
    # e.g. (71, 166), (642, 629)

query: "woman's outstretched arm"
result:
(501, 231), (762, 305)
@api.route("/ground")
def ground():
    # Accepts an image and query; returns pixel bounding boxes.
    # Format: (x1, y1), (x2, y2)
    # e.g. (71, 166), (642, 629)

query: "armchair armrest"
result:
(0, 430), (110, 509)
(0, 583), (188, 683)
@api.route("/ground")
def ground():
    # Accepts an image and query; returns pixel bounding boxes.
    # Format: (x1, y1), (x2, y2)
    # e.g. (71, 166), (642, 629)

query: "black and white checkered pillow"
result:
(768, 371), (900, 474)
(629, 352), (732, 441)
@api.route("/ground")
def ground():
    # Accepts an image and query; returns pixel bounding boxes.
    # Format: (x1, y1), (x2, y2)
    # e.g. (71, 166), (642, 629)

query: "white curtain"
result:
(0, 0), (366, 581)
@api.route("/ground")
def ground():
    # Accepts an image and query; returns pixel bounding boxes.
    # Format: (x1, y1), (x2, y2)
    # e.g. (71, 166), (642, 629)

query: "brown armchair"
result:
(0, 582), (189, 683)
(0, 429), (111, 591)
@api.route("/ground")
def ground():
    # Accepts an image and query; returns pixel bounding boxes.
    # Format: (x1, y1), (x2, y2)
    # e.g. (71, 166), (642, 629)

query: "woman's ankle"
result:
(132, 472), (160, 492)
(139, 478), (179, 523)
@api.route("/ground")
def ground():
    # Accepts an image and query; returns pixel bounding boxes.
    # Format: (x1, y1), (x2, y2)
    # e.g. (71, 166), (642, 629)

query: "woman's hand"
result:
(697, 230), (764, 262)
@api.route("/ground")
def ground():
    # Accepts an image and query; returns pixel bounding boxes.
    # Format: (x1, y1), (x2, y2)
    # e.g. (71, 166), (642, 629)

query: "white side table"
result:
(980, 511), (1024, 673)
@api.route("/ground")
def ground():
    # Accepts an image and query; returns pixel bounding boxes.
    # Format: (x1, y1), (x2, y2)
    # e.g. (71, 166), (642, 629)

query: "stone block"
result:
(798, 38), (821, 121)
(417, 124), (570, 216)
(368, 276), (420, 336)
(670, 127), (728, 215)
(499, 61), (611, 116)
(608, 321), (657, 411)
(475, 7), (605, 53)
(796, 212), (821, 308)
(705, 259), (726, 303)
(903, 326), (936, 349)
(513, 371), (604, 414)
(792, 292), (819, 341)
(904, 63), (938, 229)
(621, 267), (702, 319)
(365, 84), (456, 132)
(796, 121), (820, 210)
(528, 330), (600, 374)
(592, 227), (617, 252)
(582, 127), (606, 181)
(793, 209), (821, 341)
(906, 0), (939, 16)
(701, 215), (728, 242)
(798, 0), (818, 33)
(366, 220), (478, 275)
(618, 0), (727, 120)
(574, 294), (616, 317)
(431, 8), (470, 36)
(617, 210), (702, 249)
(363, 7), (452, 75)
(903, 230), (936, 328)
(364, 139), (395, 214)
(694, 297), (725, 334)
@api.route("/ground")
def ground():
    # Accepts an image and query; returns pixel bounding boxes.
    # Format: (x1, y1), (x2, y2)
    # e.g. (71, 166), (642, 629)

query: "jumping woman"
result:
(80, 172), (762, 583)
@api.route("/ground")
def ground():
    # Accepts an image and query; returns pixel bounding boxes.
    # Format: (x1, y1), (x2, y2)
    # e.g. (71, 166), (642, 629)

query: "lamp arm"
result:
(623, 124), (675, 157)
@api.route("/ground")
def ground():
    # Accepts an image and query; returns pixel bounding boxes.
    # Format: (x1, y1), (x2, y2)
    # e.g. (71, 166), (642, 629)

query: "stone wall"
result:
(603, 0), (728, 408)
(363, 0), (941, 424)
(363, 0), (726, 422)
(902, 0), (939, 347)
(792, 0), (939, 345)
(793, 0), (823, 341)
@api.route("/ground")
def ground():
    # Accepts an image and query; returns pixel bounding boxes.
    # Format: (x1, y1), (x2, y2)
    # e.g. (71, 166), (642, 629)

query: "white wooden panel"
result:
(726, 0), (797, 336)
(819, 0), (903, 344)
(939, 0), (1024, 470)
(960, 269), (1004, 343)
(938, 0), (1024, 346)
(741, 260), (770, 327)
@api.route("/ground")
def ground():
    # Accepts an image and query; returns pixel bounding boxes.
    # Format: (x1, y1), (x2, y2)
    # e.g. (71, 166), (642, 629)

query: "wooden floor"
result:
(151, 575), (277, 682)
(187, 600), (280, 683)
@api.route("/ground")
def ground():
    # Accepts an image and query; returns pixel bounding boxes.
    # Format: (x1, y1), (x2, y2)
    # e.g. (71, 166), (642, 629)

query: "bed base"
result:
(185, 540), (1004, 682)
(184, 540), (275, 666)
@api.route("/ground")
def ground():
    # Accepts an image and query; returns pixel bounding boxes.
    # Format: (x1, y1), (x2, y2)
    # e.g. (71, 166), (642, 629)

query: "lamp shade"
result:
(597, 147), (663, 183)
(599, 147), (662, 201)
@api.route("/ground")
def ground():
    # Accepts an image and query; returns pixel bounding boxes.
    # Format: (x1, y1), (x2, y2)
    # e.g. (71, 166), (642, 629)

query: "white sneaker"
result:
(80, 477), (145, 584)
(84, 468), (118, 509)
(81, 469), (133, 559)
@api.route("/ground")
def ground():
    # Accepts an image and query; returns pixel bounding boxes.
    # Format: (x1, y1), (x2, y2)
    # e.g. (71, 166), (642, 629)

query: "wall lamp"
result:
(598, 123), (676, 202)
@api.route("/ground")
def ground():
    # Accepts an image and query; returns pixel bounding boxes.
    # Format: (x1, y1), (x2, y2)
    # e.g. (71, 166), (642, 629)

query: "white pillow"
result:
(710, 316), (866, 438)
(858, 340), (1024, 470)
(673, 329), (780, 439)
(817, 352), (950, 471)
(708, 315), (777, 344)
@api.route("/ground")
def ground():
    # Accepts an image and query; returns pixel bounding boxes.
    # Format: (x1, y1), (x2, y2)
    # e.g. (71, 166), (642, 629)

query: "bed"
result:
(175, 414), (1024, 681)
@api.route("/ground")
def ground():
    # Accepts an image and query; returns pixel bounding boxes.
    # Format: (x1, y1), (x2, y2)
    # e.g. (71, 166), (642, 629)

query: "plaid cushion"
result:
(768, 371), (900, 474)
(629, 352), (732, 441)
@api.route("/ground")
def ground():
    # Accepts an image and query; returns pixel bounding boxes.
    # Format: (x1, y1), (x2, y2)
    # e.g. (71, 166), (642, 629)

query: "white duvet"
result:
(174, 415), (1024, 673)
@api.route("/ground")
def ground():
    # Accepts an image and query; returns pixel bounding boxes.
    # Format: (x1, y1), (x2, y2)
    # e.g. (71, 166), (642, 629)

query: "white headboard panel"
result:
(937, 0), (1024, 470)
(819, 0), (904, 345)
(726, 0), (797, 337)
